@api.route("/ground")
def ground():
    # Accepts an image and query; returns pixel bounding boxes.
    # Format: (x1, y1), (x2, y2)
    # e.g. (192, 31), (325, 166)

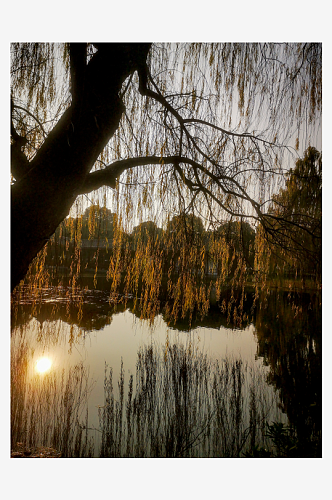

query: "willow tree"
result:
(11, 43), (322, 311)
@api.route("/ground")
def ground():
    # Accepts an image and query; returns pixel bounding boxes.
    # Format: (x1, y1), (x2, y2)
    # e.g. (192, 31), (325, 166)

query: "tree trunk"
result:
(11, 43), (151, 291)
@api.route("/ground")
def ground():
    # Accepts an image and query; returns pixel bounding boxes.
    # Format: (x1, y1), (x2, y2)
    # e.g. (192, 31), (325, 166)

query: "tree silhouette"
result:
(11, 43), (321, 292)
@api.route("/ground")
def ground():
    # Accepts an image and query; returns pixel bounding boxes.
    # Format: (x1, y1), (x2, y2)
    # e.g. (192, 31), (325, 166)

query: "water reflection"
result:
(11, 332), (95, 457)
(35, 357), (52, 374)
(10, 285), (321, 457)
(255, 290), (322, 456)
(99, 344), (283, 458)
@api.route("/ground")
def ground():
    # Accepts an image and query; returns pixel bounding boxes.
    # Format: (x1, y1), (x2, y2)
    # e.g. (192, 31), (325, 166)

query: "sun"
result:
(35, 357), (52, 374)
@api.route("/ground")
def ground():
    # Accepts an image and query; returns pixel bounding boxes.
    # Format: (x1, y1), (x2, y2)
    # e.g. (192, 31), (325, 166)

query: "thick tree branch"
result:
(11, 43), (152, 291)
(80, 154), (242, 194)
(69, 43), (87, 119)
(79, 156), (182, 193)
(79, 155), (263, 221)
(80, 155), (256, 203)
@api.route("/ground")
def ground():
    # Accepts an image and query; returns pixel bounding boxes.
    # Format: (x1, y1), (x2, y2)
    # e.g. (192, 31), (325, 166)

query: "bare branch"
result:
(79, 154), (263, 222)
(182, 118), (281, 147)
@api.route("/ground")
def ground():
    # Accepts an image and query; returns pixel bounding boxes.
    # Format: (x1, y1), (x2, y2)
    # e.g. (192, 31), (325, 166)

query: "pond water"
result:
(10, 284), (322, 458)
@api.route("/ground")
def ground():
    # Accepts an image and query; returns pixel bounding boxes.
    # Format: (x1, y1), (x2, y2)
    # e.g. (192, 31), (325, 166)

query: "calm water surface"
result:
(11, 285), (321, 457)
(13, 312), (265, 417)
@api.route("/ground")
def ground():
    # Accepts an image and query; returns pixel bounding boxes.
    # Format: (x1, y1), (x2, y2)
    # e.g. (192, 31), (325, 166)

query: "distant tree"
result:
(132, 221), (163, 246)
(166, 214), (204, 240)
(11, 43), (321, 301)
(266, 147), (322, 278)
(81, 205), (116, 241)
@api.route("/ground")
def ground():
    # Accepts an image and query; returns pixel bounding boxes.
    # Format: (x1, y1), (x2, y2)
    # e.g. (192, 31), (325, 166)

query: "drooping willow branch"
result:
(79, 155), (263, 219)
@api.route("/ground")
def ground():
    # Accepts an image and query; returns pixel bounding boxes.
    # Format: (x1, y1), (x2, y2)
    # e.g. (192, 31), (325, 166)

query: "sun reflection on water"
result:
(35, 357), (52, 374)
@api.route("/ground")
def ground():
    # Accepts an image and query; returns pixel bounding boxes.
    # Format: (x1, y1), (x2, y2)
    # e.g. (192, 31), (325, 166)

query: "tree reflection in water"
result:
(255, 290), (322, 456)
(11, 334), (95, 457)
(98, 344), (284, 458)
(11, 285), (321, 457)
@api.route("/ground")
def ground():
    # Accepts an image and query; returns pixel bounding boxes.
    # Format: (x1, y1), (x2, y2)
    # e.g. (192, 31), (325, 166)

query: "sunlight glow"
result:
(35, 357), (52, 374)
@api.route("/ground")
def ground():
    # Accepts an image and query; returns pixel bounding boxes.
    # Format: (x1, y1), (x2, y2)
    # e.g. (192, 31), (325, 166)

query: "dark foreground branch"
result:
(80, 155), (185, 193)
(80, 155), (264, 220)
